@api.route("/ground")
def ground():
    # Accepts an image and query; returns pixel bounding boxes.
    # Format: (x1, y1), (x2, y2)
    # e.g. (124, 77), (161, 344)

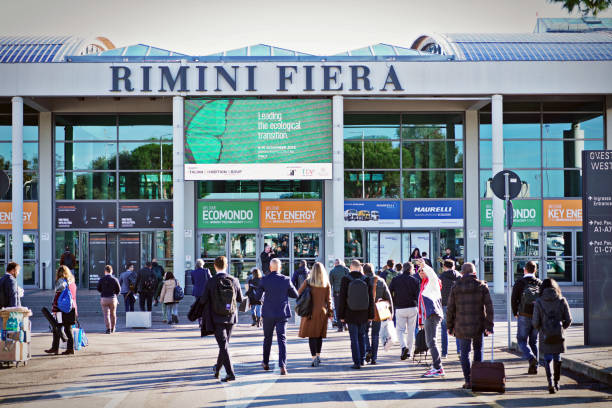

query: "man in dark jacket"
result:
(363, 263), (393, 365)
(338, 260), (375, 369)
(135, 262), (156, 312)
(200, 256), (243, 382)
(255, 258), (298, 375)
(191, 259), (212, 299)
(389, 261), (420, 360)
(511, 260), (542, 374)
(0, 262), (21, 308)
(440, 260), (461, 357)
(260, 244), (277, 275)
(329, 259), (349, 331)
(291, 260), (309, 290)
(446, 263), (494, 389)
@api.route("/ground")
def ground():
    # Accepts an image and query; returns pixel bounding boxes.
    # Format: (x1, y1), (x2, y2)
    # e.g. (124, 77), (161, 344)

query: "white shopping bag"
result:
(381, 320), (398, 351)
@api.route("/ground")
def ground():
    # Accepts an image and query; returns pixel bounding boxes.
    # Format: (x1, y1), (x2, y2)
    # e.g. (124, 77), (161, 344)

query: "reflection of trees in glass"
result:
(119, 143), (172, 170)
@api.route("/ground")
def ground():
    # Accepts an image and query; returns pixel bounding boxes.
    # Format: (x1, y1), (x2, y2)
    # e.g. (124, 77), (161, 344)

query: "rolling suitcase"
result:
(471, 333), (506, 393)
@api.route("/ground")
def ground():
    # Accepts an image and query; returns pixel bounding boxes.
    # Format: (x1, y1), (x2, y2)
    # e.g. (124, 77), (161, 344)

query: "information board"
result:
(184, 99), (332, 180)
(344, 201), (401, 228)
(582, 150), (612, 346)
(56, 202), (117, 229)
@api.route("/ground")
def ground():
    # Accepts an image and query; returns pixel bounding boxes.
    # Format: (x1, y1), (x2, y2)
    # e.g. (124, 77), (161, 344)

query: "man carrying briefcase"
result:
(446, 262), (495, 390)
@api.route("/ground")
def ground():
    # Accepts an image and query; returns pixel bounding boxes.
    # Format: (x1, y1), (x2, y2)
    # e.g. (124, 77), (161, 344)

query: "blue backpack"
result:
(173, 280), (185, 301)
(57, 279), (73, 313)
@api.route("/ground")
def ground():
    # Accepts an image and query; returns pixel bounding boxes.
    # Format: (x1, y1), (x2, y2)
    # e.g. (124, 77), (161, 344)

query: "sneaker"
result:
(528, 358), (538, 375)
(401, 347), (409, 360)
(370, 360), (377, 365)
(441, 354), (447, 359)
(105, 329), (111, 334)
(423, 368), (445, 378)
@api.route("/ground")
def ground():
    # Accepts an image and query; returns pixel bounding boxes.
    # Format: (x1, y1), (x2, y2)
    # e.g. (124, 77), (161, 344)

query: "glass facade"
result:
(479, 98), (604, 284)
(0, 115), (39, 200)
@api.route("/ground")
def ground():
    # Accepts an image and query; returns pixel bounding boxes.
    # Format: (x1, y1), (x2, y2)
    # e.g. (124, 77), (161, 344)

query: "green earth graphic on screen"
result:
(184, 99), (332, 164)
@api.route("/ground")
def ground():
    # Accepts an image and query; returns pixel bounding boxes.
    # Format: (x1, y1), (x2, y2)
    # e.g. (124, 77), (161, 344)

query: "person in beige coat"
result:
(159, 271), (179, 324)
(297, 262), (333, 367)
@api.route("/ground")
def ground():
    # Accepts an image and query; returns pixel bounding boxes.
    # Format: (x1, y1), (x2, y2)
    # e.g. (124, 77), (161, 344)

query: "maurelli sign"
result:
(110, 64), (404, 93)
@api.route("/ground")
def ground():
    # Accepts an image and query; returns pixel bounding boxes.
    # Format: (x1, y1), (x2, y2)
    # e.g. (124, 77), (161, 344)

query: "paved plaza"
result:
(1, 312), (611, 408)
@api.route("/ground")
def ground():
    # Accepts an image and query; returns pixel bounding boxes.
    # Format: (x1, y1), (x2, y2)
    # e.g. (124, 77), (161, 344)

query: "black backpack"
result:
(541, 301), (564, 344)
(212, 276), (237, 316)
(141, 272), (157, 293)
(414, 328), (428, 354)
(519, 281), (539, 315)
(347, 275), (369, 311)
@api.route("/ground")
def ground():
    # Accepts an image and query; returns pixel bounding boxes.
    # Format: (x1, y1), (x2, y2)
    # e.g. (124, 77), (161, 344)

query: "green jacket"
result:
(329, 265), (349, 295)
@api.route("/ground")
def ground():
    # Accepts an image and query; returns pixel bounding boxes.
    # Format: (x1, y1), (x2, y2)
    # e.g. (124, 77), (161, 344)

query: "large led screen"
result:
(184, 99), (332, 180)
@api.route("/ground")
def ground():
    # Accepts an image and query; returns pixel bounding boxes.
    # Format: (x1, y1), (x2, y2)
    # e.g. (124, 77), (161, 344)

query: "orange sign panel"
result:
(260, 201), (322, 229)
(543, 200), (582, 227)
(0, 202), (38, 230)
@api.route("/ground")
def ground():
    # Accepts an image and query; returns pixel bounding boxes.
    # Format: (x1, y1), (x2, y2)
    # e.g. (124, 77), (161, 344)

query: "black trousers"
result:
(214, 323), (234, 376)
(51, 310), (75, 351)
(139, 294), (153, 311)
(308, 337), (323, 356)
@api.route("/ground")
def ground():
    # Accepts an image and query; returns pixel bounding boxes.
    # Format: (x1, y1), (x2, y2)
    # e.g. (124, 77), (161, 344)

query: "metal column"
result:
(327, 95), (344, 265)
(38, 112), (54, 290)
(491, 94), (504, 295)
(172, 96), (185, 287)
(464, 110), (480, 271)
(11, 97), (23, 287)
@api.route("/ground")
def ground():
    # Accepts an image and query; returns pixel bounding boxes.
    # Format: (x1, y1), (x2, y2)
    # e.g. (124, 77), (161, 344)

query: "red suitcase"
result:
(471, 333), (506, 393)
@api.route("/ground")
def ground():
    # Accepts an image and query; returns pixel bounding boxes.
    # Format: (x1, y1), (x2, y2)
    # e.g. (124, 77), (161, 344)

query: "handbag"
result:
(173, 280), (185, 301)
(295, 284), (312, 318)
(375, 301), (392, 322)
(57, 279), (73, 314)
(239, 297), (250, 312)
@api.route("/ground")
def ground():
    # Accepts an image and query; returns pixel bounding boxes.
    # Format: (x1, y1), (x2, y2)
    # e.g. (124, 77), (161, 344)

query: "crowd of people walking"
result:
(23, 246), (573, 394)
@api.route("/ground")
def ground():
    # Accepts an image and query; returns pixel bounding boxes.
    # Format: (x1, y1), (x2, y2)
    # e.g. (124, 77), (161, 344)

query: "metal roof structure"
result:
(334, 43), (429, 57)
(0, 35), (115, 63)
(411, 32), (612, 61)
(535, 17), (612, 33)
(207, 44), (313, 57)
(94, 43), (186, 57)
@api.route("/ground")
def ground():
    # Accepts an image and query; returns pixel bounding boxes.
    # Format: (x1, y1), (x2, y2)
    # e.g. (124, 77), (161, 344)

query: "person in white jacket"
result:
(416, 259), (445, 378)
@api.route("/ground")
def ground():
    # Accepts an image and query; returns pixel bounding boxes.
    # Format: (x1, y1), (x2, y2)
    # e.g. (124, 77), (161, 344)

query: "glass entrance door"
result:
(200, 233), (227, 272)
(263, 233), (291, 276)
(6, 233), (38, 287)
(88, 232), (139, 289)
(230, 233), (257, 280)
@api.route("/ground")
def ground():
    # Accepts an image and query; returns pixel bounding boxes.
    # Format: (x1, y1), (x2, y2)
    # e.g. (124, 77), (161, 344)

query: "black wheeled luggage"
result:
(471, 333), (506, 393)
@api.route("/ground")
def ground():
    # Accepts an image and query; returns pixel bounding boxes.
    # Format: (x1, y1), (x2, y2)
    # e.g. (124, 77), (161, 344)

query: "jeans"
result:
(365, 321), (381, 361)
(123, 293), (135, 312)
(347, 322), (367, 366)
(251, 304), (262, 318)
(543, 353), (561, 381)
(139, 293), (153, 312)
(100, 297), (118, 330)
(441, 306), (460, 356)
(424, 314), (442, 370)
(333, 293), (342, 327)
(458, 335), (484, 382)
(163, 303), (178, 320)
(308, 337), (323, 356)
(214, 323), (234, 377)
(396, 307), (418, 352)
(517, 315), (538, 361)
(263, 317), (288, 368)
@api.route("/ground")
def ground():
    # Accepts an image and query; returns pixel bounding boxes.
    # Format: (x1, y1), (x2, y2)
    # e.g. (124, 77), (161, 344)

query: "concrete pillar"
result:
(491, 94), (504, 295)
(184, 180), (196, 271)
(38, 112), (53, 289)
(606, 96), (612, 149)
(11, 97), (23, 287)
(324, 96), (344, 268)
(464, 109), (480, 274)
(172, 96), (185, 287)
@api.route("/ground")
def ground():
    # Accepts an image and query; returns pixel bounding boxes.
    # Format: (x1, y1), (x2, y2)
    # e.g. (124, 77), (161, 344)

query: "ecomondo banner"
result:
(198, 201), (259, 229)
(480, 199), (542, 227)
(260, 201), (322, 229)
(184, 99), (332, 180)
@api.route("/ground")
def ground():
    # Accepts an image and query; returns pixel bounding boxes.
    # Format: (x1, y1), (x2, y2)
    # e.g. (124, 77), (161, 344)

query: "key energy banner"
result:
(0, 202), (38, 230)
(198, 201), (259, 229)
(344, 201), (401, 228)
(543, 199), (582, 227)
(185, 99), (332, 180)
(260, 201), (322, 228)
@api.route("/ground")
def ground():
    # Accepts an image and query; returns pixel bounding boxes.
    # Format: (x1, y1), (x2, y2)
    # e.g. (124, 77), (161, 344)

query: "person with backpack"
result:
(159, 271), (180, 324)
(291, 260), (309, 291)
(135, 262), (157, 312)
(152, 259), (165, 306)
(363, 263), (393, 365)
(97, 265), (121, 334)
(421, 252), (433, 268)
(440, 259), (461, 358)
(337, 260), (375, 369)
(416, 259), (445, 378)
(0, 262), (21, 308)
(329, 259), (349, 332)
(378, 259), (395, 282)
(246, 268), (263, 327)
(59, 246), (76, 273)
(532, 278), (572, 394)
(296, 262), (333, 367)
(255, 258), (299, 375)
(389, 261), (420, 361)
(511, 260), (542, 374)
(201, 256), (243, 382)
(45, 266), (77, 355)
(119, 263), (136, 313)
(446, 263), (494, 389)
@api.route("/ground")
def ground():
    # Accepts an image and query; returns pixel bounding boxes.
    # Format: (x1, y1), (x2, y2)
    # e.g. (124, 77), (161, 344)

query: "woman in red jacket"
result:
(45, 266), (78, 355)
